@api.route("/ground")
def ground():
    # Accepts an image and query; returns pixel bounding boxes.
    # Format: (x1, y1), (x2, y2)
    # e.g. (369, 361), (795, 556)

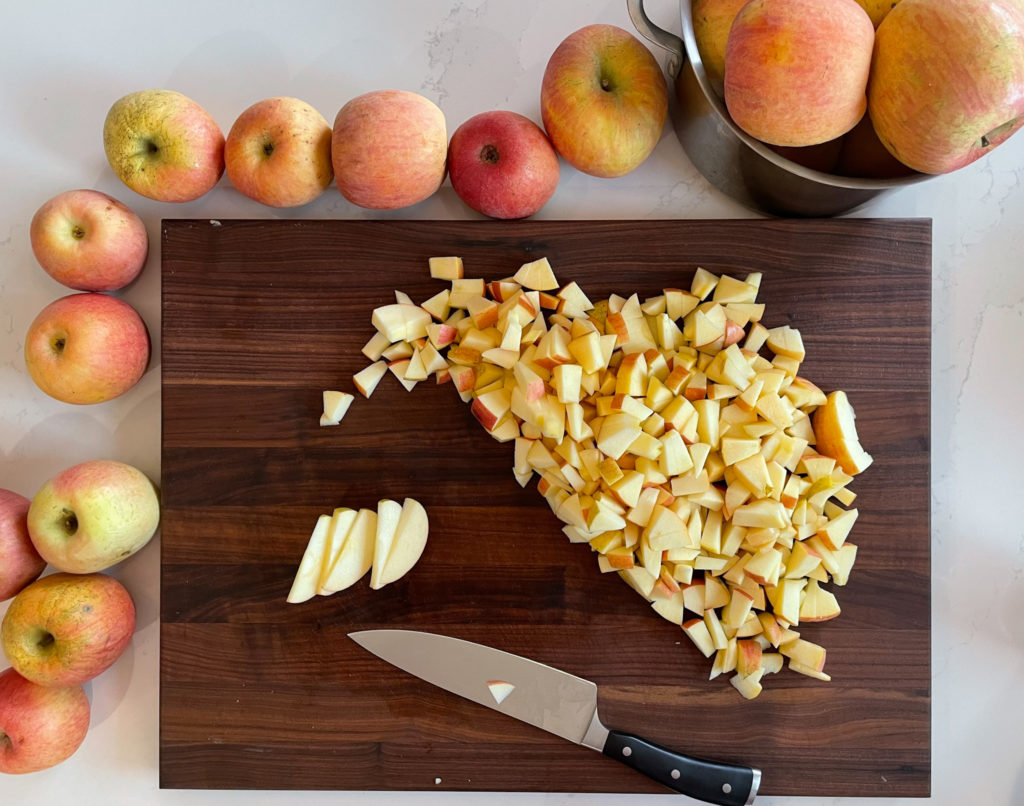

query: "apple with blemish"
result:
(225, 96), (333, 207)
(103, 89), (224, 202)
(1, 573), (135, 687)
(29, 189), (148, 291)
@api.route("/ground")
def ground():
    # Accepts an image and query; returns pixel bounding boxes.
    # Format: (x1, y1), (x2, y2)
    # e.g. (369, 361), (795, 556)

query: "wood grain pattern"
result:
(160, 219), (931, 796)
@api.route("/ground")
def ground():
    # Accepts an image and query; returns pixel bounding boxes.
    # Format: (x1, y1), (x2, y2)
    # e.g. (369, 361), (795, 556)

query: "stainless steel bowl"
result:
(627, 0), (931, 217)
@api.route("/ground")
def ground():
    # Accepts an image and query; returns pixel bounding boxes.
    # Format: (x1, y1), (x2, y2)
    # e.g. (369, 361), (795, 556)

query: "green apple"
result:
(1, 573), (135, 687)
(0, 668), (90, 774)
(27, 459), (160, 574)
(103, 88), (224, 202)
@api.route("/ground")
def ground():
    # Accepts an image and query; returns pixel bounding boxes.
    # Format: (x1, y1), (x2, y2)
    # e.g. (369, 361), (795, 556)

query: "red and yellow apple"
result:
(27, 459), (159, 575)
(724, 0), (875, 147)
(447, 110), (560, 219)
(1, 572), (136, 687)
(0, 490), (45, 602)
(854, 0), (901, 27)
(29, 189), (148, 292)
(103, 89), (224, 202)
(868, 0), (1024, 174)
(692, 0), (751, 89)
(0, 668), (90, 775)
(225, 96), (333, 207)
(332, 90), (447, 210)
(24, 293), (150, 404)
(540, 24), (668, 178)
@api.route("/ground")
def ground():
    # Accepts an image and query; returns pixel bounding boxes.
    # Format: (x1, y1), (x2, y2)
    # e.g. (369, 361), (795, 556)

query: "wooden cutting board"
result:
(160, 218), (931, 797)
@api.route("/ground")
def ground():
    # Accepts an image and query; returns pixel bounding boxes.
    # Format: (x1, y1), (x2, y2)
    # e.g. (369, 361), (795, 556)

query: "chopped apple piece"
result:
(429, 255), (464, 280)
(320, 390), (354, 426)
(372, 303), (431, 343)
(353, 361), (388, 398)
(514, 257), (559, 290)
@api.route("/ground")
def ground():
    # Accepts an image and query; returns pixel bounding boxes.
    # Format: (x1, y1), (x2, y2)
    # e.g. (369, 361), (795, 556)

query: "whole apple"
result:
(103, 89), (224, 202)
(448, 111), (560, 219)
(24, 293), (150, 405)
(225, 96), (333, 207)
(0, 668), (90, 775)
(725, 0), (875, 147)
(1, 572), (136, 687)
(540, 24), (668, 178)
(332, 90), (447, 210)
(28, 459), (160, 574)
(868, 0), (1024, 174)
(0, 489), (46, 602)
(29, 189), (148, 292)
(692, 0), (752, 91)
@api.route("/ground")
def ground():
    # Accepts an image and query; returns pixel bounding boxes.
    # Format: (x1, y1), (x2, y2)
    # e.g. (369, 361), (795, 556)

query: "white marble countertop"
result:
(1, 1), (1021, 804)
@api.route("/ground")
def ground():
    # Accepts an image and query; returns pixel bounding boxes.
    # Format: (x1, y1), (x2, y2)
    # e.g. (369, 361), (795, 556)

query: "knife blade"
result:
(349, 629), (760, 805)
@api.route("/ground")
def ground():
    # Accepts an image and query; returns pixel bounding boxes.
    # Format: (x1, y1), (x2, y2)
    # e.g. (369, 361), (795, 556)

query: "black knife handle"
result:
(603, 730), (760, 805)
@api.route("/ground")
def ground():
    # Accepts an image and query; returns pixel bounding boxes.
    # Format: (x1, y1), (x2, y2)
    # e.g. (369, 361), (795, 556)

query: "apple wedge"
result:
(320, 390), (354, 426)
(813, 390), (874, 475)
(319, 508), (373, 595)
(286, 514), (332, 603)
(371, 497), (430, 589)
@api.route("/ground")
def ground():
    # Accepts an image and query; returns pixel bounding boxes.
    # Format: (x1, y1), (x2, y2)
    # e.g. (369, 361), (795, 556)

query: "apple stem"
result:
(71, 225), (86, 240)
(600, 75), (614, 92)
(262, 140), (275, 157)
(50, 337), (66, 355)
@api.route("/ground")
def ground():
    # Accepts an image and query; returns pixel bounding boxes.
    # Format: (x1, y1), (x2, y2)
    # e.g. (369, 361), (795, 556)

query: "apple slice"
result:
(513, 257), (559, 290)
(812, 390), (874, 475)
(371, 303), (431, 343)
(371, 497), (430, 589)
(320, 508), (376, 594)
(316, 508), (358, 593)
(286, 514), (332, 603)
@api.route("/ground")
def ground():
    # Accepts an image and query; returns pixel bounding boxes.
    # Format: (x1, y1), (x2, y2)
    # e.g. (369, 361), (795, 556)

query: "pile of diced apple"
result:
(287, 497), (429, 603)
(338, 255), (872, 699)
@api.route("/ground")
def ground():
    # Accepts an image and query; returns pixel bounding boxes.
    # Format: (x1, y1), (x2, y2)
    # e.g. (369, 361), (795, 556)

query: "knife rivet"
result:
(722, 783), (733, 794)
(622, 746), (632, 757)
(671, 769), (681, 780)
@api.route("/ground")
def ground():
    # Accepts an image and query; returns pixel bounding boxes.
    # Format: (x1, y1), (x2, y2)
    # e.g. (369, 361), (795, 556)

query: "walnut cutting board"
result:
(160, 218), (931, 796)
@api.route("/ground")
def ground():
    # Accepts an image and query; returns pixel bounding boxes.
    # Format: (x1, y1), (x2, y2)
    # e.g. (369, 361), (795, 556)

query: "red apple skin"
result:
(448, 111), (560, 219)
(29, 190), (148, 292)
(725, 0), (875, 147)
(225, 97), (333, 208)
(541, 24), (668, 178)
(0, 490), (46, 602)
(103, 89), (224, 203)
(868, 0), (1024, 174)
(24, 293), (150, 405)
(0, 668), (90, 775)
(332, 90), (447, 210)
(1, 573), (136, 688)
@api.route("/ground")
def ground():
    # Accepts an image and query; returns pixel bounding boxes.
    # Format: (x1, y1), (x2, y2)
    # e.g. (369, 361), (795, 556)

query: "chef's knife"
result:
(349, 629), (760, 805)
